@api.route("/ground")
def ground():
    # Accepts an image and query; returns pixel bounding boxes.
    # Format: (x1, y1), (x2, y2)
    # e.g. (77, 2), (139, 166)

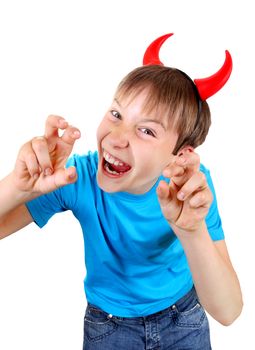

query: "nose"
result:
(108, 126), (129, 149)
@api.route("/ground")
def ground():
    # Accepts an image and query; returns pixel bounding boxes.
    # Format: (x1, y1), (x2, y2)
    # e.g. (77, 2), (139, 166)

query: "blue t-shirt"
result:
(26, 151), (224, 317)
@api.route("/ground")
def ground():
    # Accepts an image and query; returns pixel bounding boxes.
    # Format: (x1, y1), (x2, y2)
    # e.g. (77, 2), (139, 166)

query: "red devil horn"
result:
(143, 33), (173, 66)
(194, 51), (233, 100)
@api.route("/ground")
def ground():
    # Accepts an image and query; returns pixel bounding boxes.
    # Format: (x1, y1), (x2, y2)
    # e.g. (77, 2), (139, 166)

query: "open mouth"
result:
(102, 150), (132, 177)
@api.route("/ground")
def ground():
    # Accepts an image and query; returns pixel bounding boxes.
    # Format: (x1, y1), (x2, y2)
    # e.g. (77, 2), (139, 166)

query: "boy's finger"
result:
(24, 149), (40, 178)
(189, 189), (213, 209)
(61, 125), (81, 146)
(17, 142), (40, 178)
(163, 157), (185, 178)
(176, 148), (200, 171)
(44, 115), (68, 140)
(52, 166), (78, 188)
(156, 180), (172, 205)
(31, 136), (53, 175)
(177, 172), (207, 201)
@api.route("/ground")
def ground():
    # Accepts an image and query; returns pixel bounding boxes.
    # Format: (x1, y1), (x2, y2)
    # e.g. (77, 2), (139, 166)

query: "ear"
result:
(177, 145), (194, 157)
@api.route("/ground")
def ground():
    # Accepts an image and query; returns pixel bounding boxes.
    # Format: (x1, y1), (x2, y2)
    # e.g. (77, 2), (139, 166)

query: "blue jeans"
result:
(83, 287), (211, 350)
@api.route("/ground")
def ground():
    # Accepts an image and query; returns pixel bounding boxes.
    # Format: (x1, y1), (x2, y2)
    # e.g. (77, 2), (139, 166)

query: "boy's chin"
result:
(96, 172), (122, 193)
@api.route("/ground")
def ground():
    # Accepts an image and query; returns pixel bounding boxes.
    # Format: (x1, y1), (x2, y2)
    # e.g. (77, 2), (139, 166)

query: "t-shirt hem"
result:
(25, 201), (47, 228)
(210, 227), (225, 241)
(86, 282), (194, 318)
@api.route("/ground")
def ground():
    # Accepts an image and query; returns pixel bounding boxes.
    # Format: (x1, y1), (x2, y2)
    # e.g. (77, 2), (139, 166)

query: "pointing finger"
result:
(31, 136), (53, 175)
(44, 115), (68, 140)
(19, 141), (40, 178)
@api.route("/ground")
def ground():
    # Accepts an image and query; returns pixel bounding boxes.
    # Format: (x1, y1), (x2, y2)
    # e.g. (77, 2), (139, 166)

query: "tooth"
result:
(103, 150), (126, 167)
(104, 162), (119, 175)
(106, 154), (111, 162)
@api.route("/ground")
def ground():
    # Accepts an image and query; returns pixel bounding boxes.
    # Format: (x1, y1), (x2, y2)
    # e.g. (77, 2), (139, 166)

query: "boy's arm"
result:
(0, 172), (36, 239)
(0, 204), (33, 239)
(157, 147), (243, 326)
(176, 223), (242, 326)
(0, 115), (81, 239)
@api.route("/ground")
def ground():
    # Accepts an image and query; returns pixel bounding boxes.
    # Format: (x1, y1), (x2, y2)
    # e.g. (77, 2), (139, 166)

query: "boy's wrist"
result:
(8, 172), (40, 201)
(171, 220), (207, 241)
(0, 173), (38, 216)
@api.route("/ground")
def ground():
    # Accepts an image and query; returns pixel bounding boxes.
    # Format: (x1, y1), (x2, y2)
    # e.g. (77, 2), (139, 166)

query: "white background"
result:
(0, 0), (254, 349)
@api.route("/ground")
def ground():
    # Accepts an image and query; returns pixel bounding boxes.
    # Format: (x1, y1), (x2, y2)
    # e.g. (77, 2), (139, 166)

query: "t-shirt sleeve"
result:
(201, 164), (225, 241)
(25, 156), (78, 228)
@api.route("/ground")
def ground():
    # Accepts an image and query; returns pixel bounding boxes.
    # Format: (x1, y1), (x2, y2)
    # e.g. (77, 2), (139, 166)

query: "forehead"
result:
(115, 87), (173, 127)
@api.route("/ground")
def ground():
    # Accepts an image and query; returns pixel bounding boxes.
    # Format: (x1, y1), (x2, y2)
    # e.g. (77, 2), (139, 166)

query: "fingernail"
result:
(177, 191), (185, 200)
(178, 157), (186, 164)
(68, 166), (76, 179)
(72, 130), (80, 138)
(163, 170), (171, 177)
(33, 173), (39, 180)
(44, 168), (53, 176)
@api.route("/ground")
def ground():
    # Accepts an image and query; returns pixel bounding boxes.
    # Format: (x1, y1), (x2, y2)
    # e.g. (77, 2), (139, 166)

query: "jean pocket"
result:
(84, 306), (118, 342)
(171, 297), (206, 329)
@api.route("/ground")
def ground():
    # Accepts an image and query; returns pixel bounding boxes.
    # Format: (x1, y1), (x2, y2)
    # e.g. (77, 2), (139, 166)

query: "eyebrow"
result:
(113, 98), (167, 131)
(114, 98), (121, 106)
(140, 118), (167, 131)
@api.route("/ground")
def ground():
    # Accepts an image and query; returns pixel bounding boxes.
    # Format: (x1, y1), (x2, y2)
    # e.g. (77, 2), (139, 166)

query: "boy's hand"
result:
(13, 115), (81, 195)
(156, 148), (213, 235)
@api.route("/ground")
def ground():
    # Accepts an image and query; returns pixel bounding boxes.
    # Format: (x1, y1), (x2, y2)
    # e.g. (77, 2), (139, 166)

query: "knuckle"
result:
(18, 142), (29, 155)
(32, 136), (45, 142)
(32, 136), (47, 151)
(200, 189), (212, 206)
(199, 192), (206, 202)
(46, 115), (54, 124)
(169, 163), (175, 171)
(46, 114), (59, 126)
(47, 114), (56, 121)
(47, 114), (65, 124)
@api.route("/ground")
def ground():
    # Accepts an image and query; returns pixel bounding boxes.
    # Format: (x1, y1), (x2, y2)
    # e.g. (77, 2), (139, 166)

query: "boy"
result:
(0, 34), (242, 349)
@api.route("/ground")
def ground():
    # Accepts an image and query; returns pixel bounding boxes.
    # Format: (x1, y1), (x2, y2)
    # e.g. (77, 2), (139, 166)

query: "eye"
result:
(139, 128), (156, 137)
(110, 110), (121, 119)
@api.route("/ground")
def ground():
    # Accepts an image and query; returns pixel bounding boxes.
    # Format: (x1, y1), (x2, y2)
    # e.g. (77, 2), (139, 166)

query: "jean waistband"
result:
(87, 286), (197, 322)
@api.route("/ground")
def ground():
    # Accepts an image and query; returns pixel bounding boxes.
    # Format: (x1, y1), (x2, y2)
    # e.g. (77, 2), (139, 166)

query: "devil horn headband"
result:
(143, 33), (233, 101)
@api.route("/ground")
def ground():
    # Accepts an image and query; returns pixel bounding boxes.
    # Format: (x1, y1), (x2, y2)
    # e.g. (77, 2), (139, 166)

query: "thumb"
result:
(156, 180), (172, 205)
(53, 166), (78, 188)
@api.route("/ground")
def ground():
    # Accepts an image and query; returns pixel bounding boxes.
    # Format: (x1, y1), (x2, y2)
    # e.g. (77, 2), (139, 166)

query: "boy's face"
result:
(96, 89), (178, 194)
